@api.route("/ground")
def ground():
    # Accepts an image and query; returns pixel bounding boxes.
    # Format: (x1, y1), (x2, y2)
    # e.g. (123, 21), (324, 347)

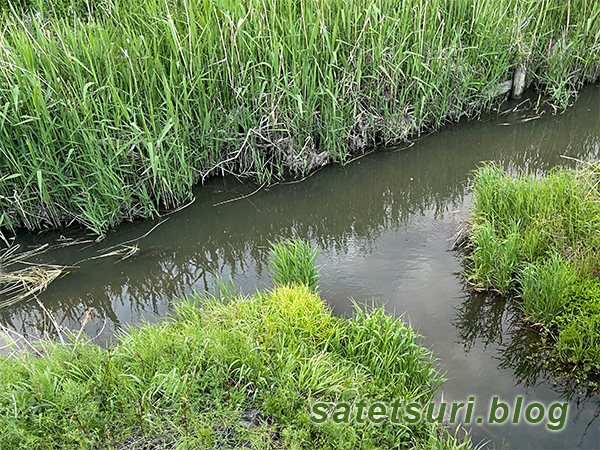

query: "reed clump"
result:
(466, 162), (600, 383)
(1, 0), (599, 235)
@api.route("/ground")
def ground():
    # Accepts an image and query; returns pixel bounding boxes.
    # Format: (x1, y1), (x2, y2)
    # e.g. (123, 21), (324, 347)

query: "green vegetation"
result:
(466, 162), (600, 383)
(0, 0), (599, 235)
(0, 241), (471, 449)
(269, 238), (320, 293)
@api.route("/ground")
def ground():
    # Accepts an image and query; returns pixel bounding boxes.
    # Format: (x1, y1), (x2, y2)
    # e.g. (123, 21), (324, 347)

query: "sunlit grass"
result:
(269, 238), (320, 292)
(0, 286), (467, 449)
(0, 239), (472, 447)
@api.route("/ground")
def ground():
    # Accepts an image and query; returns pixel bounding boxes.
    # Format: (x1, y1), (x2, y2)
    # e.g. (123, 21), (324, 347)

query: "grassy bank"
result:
(0, 0), (599, 235)
(0, 240), (471, 449)
(0, 286), (472, 449)
(465, 162), (600, 384)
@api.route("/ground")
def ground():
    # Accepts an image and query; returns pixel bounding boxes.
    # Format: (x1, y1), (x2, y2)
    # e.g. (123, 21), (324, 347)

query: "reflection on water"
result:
(1, 86), (600, 448)
(454, 292), (512, 352)
(455, 288), (600, 448)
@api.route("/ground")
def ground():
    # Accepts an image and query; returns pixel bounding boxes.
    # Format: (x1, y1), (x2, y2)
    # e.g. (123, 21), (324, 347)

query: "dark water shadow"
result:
(454, 286), (600, 448)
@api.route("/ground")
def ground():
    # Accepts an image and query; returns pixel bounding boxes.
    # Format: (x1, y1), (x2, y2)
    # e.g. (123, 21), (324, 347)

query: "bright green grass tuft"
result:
(269, 238), (320, 292)
(0, 284), (470, 449)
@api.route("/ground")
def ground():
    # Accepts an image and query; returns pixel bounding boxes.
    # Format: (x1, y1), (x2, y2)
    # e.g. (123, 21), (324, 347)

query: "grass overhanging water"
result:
(0, 0), (599, 236)
(0, 240), (473, 449)
(464, 162), (600, 386)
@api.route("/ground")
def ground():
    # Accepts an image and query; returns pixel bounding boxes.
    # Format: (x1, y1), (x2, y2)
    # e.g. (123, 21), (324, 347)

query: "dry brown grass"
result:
(0, 243), (64, 309)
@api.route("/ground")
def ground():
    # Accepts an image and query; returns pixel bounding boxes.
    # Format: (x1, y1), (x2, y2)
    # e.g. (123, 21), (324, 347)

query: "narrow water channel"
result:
(4, 86), (600, 449)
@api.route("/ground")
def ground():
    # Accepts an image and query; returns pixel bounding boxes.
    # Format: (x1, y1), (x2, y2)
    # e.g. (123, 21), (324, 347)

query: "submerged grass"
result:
(0, 286), (469, 449)
(0, 0), (599, 235)
(466, 162), (600, 383)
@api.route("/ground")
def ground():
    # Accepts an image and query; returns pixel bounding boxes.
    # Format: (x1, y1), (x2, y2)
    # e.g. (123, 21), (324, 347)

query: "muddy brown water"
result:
(3, 86), (600, 449)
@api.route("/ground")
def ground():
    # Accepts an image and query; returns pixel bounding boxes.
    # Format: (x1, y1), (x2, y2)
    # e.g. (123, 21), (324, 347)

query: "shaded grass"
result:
(466, 162), (600, 382)
(0, 284), (470, 449)
(0, 0), (599, 235)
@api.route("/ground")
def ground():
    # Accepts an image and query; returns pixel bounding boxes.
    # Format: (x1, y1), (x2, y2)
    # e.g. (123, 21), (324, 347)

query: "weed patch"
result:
(465, 162), (600, 384)
(0, 241), (471, 448)
(0, 285), (471, 449)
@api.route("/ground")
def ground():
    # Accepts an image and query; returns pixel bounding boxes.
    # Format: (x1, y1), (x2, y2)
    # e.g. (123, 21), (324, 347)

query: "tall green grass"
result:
(466, 162), (600, 382)
(519, 254), (577, 325)
(268, 238), (320, 292)
(0, 0), (599, 234)
(0, 284), (471, 449)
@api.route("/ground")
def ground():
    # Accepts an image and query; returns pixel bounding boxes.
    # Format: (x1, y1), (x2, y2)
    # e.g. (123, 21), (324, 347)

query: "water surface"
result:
(4, 86), (600, 449)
